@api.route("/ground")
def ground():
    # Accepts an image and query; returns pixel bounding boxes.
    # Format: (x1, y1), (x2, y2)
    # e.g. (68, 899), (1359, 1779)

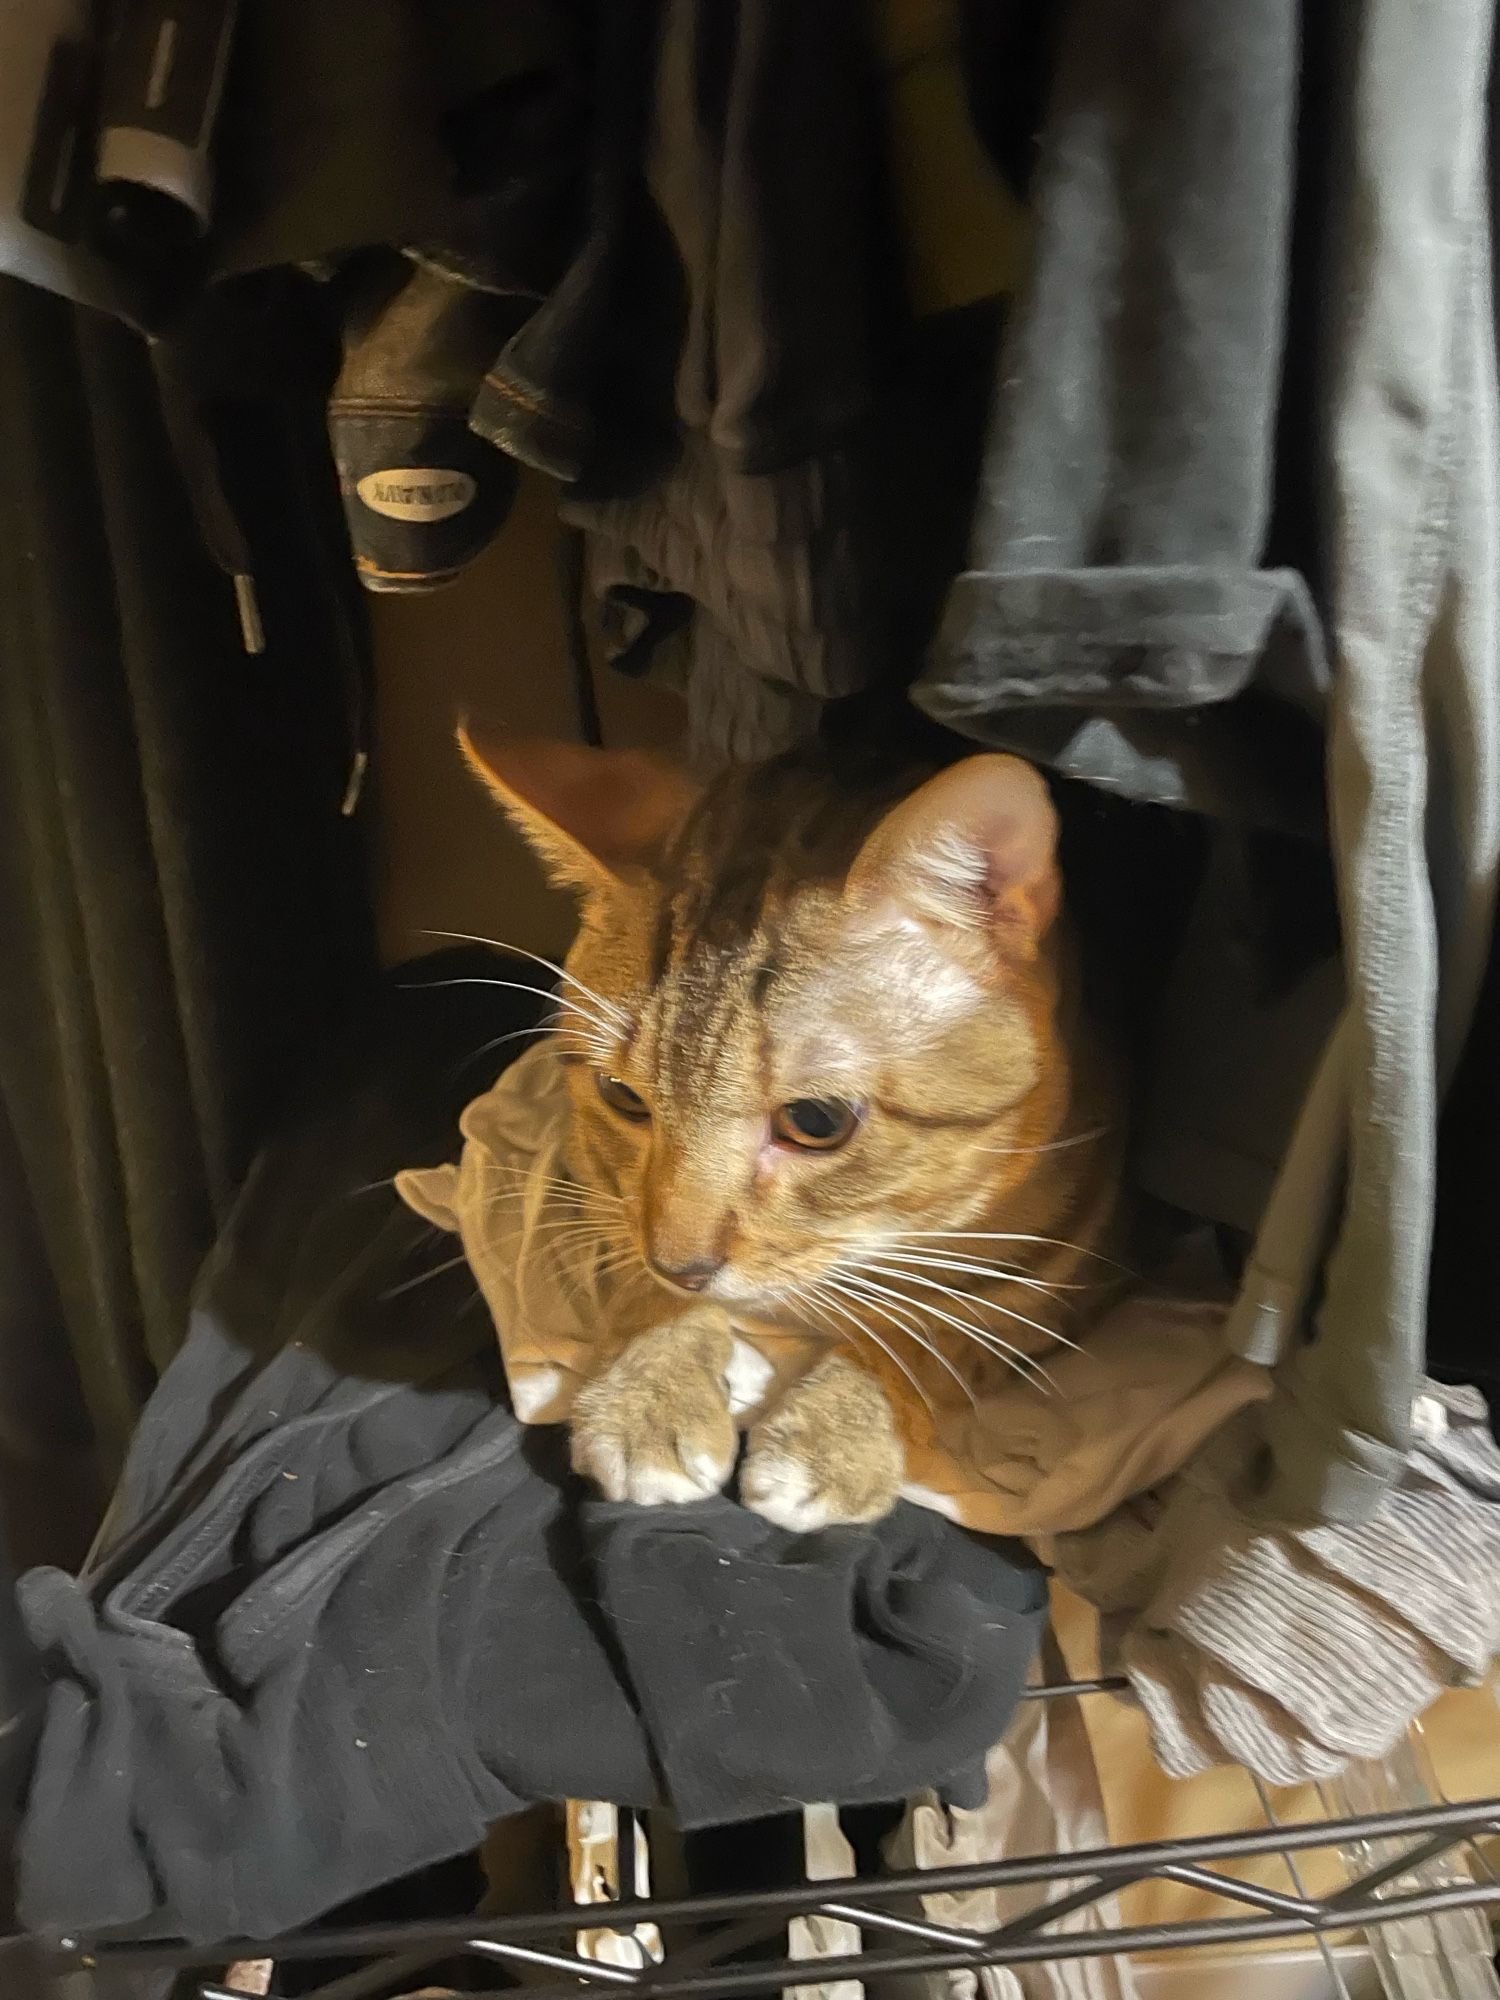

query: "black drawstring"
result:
(149, 339), (264, 654)
(556, 521), (602, 745)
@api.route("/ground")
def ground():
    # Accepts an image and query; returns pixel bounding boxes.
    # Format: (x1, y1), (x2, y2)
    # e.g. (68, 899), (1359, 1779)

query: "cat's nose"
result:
(647, 1254), (725, 1295)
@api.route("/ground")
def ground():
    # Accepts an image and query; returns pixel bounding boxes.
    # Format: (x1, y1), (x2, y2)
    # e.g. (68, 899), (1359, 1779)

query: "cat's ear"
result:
(458, 723), (699, 894)
(394, 1162), (460, 1231)
(846, 754), (1060, 962)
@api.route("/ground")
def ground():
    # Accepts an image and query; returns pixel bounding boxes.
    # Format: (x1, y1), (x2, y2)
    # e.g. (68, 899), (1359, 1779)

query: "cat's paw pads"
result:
(740, 1357), (904, 1532)
(573, 1426), (733, 1506)
(570, 1309), (739, 1506)
(739, 1446), (903, 1532)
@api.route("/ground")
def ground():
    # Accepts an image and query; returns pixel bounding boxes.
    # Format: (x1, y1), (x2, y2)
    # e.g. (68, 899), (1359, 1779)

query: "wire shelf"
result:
(7, 1677), (1500, 2000)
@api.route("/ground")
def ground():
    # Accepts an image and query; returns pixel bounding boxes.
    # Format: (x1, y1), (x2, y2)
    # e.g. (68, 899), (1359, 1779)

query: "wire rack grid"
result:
(6, 1676), (1500, 2000)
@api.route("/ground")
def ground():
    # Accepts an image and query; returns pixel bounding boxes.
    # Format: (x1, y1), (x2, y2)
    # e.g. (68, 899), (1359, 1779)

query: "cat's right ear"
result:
(458, 724), (699, 895)
(845, 753), (1061, 966)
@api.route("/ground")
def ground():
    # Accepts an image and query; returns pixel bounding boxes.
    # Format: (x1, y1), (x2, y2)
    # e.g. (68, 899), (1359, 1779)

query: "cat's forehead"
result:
(577, 872), (981, 1080)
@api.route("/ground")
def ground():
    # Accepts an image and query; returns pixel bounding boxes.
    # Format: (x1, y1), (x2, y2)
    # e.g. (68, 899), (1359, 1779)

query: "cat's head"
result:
(461, 729), (1075, 1316)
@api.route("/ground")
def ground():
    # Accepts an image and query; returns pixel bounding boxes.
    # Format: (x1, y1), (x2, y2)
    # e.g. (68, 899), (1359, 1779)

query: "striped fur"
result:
(464, 733), (1124, 1524)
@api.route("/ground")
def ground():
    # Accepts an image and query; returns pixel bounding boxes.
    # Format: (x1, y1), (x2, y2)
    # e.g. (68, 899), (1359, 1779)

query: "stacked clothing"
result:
(9, 962), (1046, 1945)
(3, 0), (1500, 1952)
(404, 1026), (1500, 1792)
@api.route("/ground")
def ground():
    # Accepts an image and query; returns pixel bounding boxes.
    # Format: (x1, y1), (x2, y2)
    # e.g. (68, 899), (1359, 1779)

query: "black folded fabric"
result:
(14, 959), (1044, 1945)
(594, 1497), (1043, 1826)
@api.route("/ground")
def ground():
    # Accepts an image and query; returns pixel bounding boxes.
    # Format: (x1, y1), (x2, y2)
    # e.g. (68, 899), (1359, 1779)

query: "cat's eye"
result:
(596, 1073), (650, 1122)
(772, 1097), (862, 1152)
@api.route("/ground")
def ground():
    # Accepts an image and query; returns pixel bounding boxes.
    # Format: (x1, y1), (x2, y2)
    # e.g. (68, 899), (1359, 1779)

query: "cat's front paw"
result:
(741, 1356), (904, 1532)
(571, 1308), (765, 1506)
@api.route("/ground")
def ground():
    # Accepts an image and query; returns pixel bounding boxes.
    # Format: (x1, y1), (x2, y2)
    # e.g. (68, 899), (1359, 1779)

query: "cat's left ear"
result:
(458, 724), (700, 895)
(845, 754), (1060, 963)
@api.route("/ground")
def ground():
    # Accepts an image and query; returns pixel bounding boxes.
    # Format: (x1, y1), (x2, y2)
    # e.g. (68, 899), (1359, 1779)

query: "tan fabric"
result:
(397, 1046), (1271, 1537)
(791, 1804), (863, 2000)
(877, 1632), (1140, 2000)
(899, 1270), (1272, 1536)
(398, 1045), (623, 1423)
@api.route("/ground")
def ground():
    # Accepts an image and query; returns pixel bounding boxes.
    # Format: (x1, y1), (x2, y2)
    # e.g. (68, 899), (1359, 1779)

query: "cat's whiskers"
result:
(379, 1250), (476, 1301)
(550, 1235), (639, 1286)
(836, 1269), (1050, 1389)
(479, 1169), (610, 1194)
(481, 1161), (619, 1189)
(410, 972), (621, 1052)
(973, 1125), (1111, 1159)
(462, 1017), (610, 1074)
(805, 1272), (976, 1408)
(487, 1218), (629, 1274)
(886, 1227), (1115, 1259)
(461, 1022), (552, 1069)
(482, 1175), (619, 1201)
(857, 1258), (1080, 1356)
(420, 930), (631, 1036)
(593, 1247), (643, 1282)
(792, 1277), (938, 1419)
(480, 1168), (625, 1213)
(343, 1174), (397, 1201)
(523, 1217), (625, 1251)
(834, 1230), (1054, 1309)
(832, 1266), (1057, 1391)
(480, 1198), (624, 1236)
(862, 1245), (1085, 1298)
(548, 1023), (615, 1068)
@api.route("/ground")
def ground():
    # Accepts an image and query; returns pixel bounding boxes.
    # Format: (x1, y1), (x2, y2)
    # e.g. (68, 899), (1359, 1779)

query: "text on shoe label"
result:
(356, 469), (476, 522)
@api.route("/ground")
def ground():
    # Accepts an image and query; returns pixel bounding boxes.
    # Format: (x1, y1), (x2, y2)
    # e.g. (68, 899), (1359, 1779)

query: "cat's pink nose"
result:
(647, 1255), (724, 1294)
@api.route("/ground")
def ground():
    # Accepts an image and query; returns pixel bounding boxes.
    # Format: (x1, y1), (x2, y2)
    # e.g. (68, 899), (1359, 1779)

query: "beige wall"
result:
(370, 470), (683, 967)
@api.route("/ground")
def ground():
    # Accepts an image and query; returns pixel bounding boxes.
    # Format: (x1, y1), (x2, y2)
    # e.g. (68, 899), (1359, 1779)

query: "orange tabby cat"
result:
(461, 728), (1124, 1531)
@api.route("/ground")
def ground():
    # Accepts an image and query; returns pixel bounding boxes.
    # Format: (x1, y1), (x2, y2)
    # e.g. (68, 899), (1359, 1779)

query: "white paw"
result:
(739, 1452), (843, 1533)
(568, 1308), (741, 1506)
(723, 1337), (776, 1416)
(510, 1364), (566, 1422)
(739, 1357), (904, 1530)
(571, 1426), (735, 1506)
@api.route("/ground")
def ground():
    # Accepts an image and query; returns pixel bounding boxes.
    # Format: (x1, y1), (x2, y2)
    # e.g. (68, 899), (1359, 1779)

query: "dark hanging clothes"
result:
(473, 0), (907, 760)
(327, 2), (1036, 758)
(310, 0), (978, 761)
(0, 273), (376, 1506)
(467, 0), (892, 489)
(6, 1), (1032, 761)
(327, 259), (526, 595)
(12, 960), (1046, 1946)
(913, 0), (1328, 834)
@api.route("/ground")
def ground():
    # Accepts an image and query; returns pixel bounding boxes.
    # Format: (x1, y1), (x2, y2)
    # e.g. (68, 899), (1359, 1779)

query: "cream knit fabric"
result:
(1050, 1386), (1500, 1783)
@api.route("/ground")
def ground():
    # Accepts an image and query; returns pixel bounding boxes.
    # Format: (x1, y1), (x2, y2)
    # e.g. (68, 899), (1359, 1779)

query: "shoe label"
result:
(356, 468), (476, 523)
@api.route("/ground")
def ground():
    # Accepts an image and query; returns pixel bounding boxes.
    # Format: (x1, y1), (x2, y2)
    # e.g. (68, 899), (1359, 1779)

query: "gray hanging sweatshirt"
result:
(914, 0), (1500, 1522)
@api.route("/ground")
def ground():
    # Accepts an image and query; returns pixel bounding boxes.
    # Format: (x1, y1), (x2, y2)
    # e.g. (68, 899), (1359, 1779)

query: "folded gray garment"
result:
(1049, 1384), (1500, 1785)
(912, 0), (1330, 835)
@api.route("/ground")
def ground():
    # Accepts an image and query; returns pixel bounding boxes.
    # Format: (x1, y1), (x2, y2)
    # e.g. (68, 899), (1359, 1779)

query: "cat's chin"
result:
(712, 1270), (824, 1317)
(699, 1268), (770, 1307)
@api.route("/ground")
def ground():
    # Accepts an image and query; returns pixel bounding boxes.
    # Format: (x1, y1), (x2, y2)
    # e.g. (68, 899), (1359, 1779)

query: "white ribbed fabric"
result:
(1051, 1385), (1500, 1783)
